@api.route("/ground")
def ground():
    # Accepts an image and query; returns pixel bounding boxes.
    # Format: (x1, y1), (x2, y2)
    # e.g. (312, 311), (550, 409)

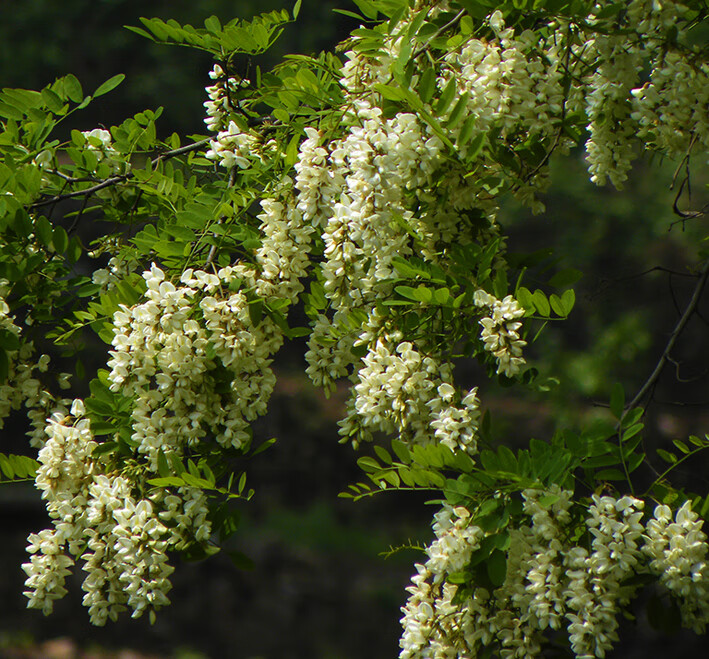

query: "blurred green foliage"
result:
(501, 152), (709, 414)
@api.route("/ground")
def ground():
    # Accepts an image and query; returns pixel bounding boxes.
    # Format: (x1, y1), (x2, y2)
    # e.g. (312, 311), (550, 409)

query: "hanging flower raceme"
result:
(400, 494), (709, 659)
(12, 0), (709, 642)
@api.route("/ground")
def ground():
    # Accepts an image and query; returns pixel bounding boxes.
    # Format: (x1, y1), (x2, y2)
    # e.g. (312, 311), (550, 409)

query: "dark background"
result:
(1, 1), (708, 657)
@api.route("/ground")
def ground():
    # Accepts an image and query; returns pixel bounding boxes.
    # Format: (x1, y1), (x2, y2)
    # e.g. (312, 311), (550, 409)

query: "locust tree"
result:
(1, 1), (709, 656)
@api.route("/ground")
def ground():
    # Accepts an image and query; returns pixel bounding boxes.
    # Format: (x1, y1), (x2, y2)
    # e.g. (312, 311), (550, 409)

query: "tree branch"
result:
(411, 9), (465, 61)
(624, 260), (709, 416)
(205, 165), (238, 266)
(27, 138), (211, 209)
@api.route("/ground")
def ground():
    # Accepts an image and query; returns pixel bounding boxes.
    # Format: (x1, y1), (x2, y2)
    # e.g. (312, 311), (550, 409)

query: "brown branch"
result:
(623, 259), (709, 417)
(27, 138), (211, 209)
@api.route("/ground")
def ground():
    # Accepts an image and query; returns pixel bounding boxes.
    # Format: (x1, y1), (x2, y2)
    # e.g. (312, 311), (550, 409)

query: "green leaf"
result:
(434, 77), (457, 116)
(252, 437), (277, 456)
(621, 423), (643, 442)
(657, 448), (677, 464)
(596, 468), (626, 481)
(610, 383), (625, 419)
(561, 288), (575, 315)
(549, 268), (583, 288)
(0, 453), (38, 480)
(537, 493), (560, 508)
(204, 15), (222, 33)
(332, 9), (368, 20)
(293, 0), (302, 19)
(626, 452), (645, 473)
(446, 571), (470, 585)
(374, 445), (393, 464)
(549, 293), (566, 317)
(395, 285), (432, 303)
(456, 0), (494, 19)
(124, 25), (156, 42)
(237, 472), (247, 494)
(90, 421), (116, 436)
(418, 67), (436, 105)
(380, 470), (401, 487)
(672, 439), (690, 454)
(157, 451), (170, 477)
(446, 92), (469, 130)
(622, 407), (644, 428)
(147, 476), (185, 488)
(357, 456), (381, 472)
(351, 0), (379, 19)
(94, 74), (125, 98)
(531, 290), (550, 316)
(0, 454), (14, 479)
(0, 329), (20, 352)
(457, 115), (477, 147)
(64, 74), (83, 103)
(515, 286), (534, 312)
(33, 216), (52, 247)
(486, 549), (507, 586)
(391, 439), (412, 464)
(52, 226), (69, 253)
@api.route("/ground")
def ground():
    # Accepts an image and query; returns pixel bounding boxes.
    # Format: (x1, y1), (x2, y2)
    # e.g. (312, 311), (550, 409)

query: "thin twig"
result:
(205, 166), (238, 266)
(67, 193), (92, 235)
(667, 354), (708, 383)
(29, 175), (127, 207)
(590, 265), (700, 300)
(411, 9), (465, 61)
(50, 170), (98, 184)
(623, 260), (709, 416)
(28, 139), (211, 209)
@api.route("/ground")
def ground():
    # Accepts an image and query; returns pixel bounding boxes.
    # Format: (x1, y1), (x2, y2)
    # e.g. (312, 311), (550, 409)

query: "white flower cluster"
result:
(205, 119), (261, 170)
(582, 26), (642, 187)
(564, 495), (645, 658)
(16, 0), (709, 634)
(400, 493), (709, 658)
(474, 290), (527, 377)
(23, 399), (212, 624)
(91, 256), (132, 292)
(24, 160), (317, 622)
(339, 337), (480, 452)
(0, 293), (71, 448)
(203, 64), (263, 170)
(203, 64), (240, 132)
(303, 311), (359, 394)
(282, 44), (526, 459)
(583, 0), (706, 186)
(81, 129), (127, 176)
(399, 505), (483, 659)
(254, 195), (314, 302)
(631, 51), (709, 162)
(447, 12), (570, 146)
(643, 501), (709, 633)
(0, 296), (40, 425)
(108, 263), (282, 469)
(312, 101), (445, 311)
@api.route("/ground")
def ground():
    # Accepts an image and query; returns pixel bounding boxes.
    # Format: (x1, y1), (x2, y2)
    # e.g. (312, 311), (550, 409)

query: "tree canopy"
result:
(1, 1), (709, 656)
